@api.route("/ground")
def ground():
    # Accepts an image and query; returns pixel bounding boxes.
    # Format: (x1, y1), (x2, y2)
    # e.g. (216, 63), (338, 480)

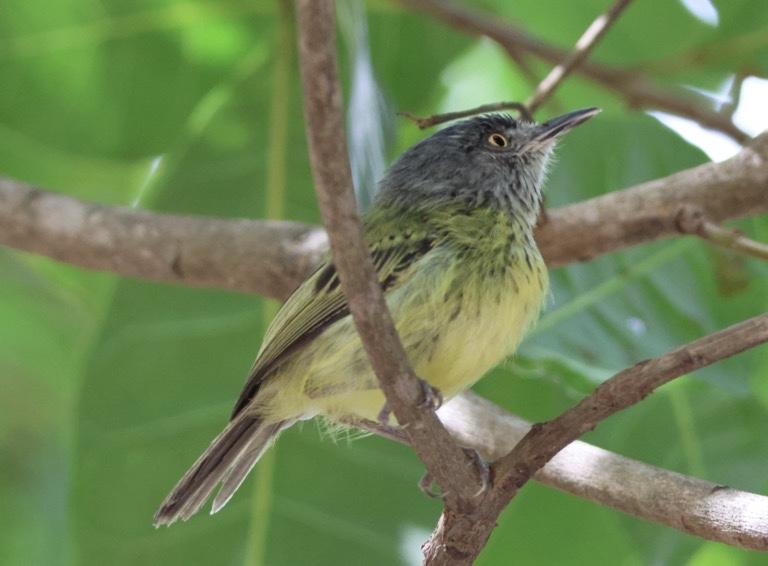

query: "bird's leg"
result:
(377, 378), (443, 426)
(377, 402), (393, 427)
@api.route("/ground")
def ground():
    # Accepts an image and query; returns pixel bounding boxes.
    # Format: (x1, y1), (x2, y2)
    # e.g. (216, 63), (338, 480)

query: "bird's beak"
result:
(532, 107), (601, 144)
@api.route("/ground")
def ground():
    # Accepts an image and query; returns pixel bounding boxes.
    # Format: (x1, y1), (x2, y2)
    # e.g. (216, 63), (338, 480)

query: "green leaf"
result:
(1, 1), (766, 564)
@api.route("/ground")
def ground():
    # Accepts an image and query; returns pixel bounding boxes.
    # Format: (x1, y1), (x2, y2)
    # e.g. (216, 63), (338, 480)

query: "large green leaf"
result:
(1, 1), (766, 565)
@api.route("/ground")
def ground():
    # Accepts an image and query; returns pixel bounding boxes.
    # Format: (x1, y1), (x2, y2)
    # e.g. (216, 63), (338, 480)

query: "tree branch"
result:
(399, 0), (750, 142)
(535, 130), (768, 266)
(0, 177), (326, 301)
(526, 0), (634, 112)
(295, 0), (481, 507)
(438, 392), (768, 552)
(422, 313), (768, 562)
(398, 101), (532, 129)
(3, 132), (767, 297)
(676, 204), (768, 261)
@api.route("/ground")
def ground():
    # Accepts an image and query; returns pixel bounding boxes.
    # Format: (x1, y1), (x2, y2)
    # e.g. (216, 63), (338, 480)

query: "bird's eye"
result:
(488, 133), (509, 148)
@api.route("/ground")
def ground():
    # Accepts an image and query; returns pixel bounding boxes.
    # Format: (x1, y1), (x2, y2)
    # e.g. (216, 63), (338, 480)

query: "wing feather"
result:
(231, 212), (435, 418)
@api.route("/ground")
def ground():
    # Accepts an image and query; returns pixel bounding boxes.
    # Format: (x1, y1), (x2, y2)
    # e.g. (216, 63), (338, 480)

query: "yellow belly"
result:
(309, 258), (546, 422)
(256, 249), (548, 425)
(415, 266), (547, 401)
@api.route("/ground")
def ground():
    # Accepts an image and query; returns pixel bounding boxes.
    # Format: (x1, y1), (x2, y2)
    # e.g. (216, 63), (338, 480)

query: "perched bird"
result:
(154, 107), (600, 526)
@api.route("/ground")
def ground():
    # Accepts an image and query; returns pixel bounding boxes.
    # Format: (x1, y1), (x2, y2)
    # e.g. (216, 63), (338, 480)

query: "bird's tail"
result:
(154, 414), (293, 527)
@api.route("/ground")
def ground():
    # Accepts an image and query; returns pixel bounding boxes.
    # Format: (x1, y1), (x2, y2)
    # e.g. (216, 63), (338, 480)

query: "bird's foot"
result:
(417, 448), (491, 499)
(463, 447), (491, 496)
(418, 471), (442, 498)
(376, 379), (443, 426)
(418, 379), (443, 411)
(377, 402), (393, 427)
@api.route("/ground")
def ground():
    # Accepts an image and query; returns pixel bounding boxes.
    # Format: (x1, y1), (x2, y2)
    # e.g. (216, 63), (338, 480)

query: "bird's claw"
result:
(418, 471), (443, 498)
(417, 449), (491, 499)
(376, 379), (442, 426)
(377, 402), (392, 427)
(418, 379), (443, 411)
(463, 447), (491, 496)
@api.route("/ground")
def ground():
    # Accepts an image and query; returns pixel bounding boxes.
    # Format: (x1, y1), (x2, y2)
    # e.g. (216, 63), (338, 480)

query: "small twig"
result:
(398, 101), (532, 129)
(720, 72), (748, 120)
(527, 0), (634, 112)
(677, 205), (768, 261)
(399, 0), (750, 142)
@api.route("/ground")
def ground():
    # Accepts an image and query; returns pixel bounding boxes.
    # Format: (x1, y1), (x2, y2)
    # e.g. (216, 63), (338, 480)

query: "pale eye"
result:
(488, 132), (509, 148)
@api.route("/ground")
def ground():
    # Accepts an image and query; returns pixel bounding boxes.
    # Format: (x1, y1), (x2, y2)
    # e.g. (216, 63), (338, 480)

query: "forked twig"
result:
(677, 205), (768, 260)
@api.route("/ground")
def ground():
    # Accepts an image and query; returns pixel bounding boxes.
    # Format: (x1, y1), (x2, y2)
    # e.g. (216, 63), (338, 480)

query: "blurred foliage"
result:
(1, 0), (767, 565)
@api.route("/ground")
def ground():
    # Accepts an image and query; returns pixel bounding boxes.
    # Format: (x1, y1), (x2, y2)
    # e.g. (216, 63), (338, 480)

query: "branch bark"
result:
(2, 131), (766, 298)
(0, 177), (326, 301)
(439, 392), (768, 552)
(421, 313), (768, 563)
(295, 0), (481, 507)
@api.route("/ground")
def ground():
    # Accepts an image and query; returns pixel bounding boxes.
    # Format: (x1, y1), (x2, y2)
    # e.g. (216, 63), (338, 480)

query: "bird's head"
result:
(376, 107), (600, 224)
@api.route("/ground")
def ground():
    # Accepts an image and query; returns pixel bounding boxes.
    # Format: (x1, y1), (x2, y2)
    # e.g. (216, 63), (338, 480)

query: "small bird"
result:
(154, 107), (600, 526)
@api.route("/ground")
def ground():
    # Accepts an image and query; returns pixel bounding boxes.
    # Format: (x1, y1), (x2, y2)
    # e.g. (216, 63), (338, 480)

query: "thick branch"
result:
(438, 392), (768, 551)
(0, 177), (326, 301)
(400, 0), (749, 142)
(295, 0), (480, 506)
(423, 313), (768, 562)
(537, 131), (768, 267)
(2, 132), (767, 296)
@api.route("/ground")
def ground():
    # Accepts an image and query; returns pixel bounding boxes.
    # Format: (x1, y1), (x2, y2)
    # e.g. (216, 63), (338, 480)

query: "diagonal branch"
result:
(440, 392), (768, 552)
(352, 390), (768, 550)
(527, 0), (634, 112)
(422, 313), (768, 563)
(493, 313), (768, 542)
(295, 0), (481, 506)
(401, 0), (634, 210)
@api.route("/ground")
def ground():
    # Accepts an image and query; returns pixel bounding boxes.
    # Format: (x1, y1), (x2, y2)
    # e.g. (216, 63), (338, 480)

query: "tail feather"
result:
(211, 417), (296, 513)
(211, 431), (280, 514)
(154, 415), (291, 527)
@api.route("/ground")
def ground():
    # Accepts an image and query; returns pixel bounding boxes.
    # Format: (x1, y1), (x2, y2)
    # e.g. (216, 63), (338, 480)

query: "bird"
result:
(154, 106), (600, 526)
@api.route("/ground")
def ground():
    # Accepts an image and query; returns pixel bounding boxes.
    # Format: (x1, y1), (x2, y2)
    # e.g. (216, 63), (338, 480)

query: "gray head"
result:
(376, 107), (600, 227)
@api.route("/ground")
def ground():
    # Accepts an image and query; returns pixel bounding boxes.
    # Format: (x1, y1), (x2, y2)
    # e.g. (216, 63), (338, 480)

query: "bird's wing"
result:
(231, 212), (435, 419)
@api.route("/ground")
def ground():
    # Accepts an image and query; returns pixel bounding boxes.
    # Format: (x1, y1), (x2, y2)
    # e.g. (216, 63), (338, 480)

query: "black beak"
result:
(532, 107), (601, 143)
